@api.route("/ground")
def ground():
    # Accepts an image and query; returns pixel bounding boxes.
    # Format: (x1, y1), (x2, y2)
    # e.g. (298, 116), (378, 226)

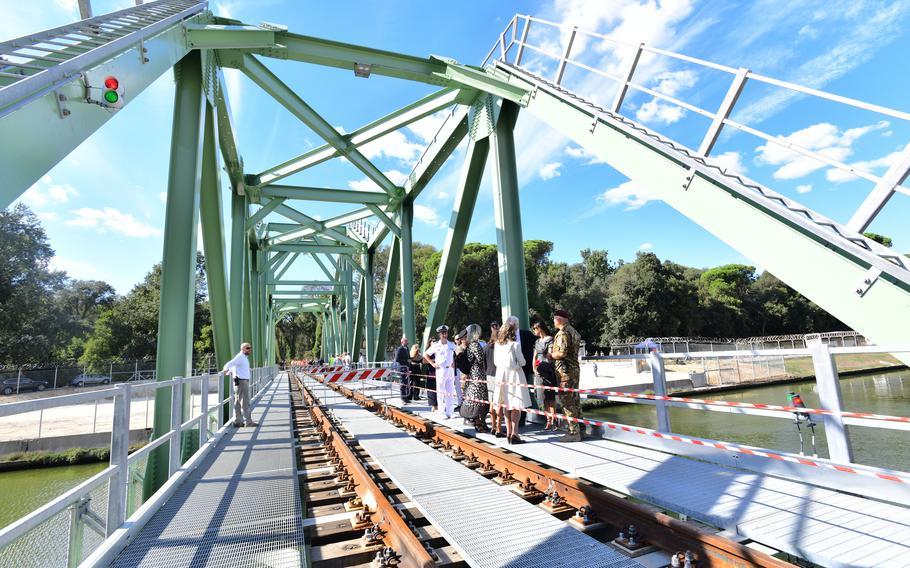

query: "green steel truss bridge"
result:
(3, 1), (910, 566)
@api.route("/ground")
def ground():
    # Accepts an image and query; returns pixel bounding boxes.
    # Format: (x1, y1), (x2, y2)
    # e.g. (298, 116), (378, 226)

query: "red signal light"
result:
(104, 76), (119, 90)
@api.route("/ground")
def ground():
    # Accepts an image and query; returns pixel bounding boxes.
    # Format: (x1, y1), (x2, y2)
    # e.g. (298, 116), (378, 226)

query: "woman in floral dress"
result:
(461, 324), (490, 432)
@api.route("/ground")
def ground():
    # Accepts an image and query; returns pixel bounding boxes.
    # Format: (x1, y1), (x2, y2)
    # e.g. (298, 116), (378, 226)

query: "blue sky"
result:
(6, 0), (910, 293)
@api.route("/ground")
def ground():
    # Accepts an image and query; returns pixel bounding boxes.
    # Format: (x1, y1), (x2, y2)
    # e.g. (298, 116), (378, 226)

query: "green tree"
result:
(0, 205), (66, 363)
(698, 264), (757, 337)
(863, 232), (892, 247)
(604, 252), (672, 341)
(275, 312), (318, 360)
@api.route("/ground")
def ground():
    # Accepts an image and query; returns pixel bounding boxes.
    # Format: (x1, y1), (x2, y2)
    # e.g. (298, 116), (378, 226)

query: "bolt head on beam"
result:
(354, 62), (372, 78)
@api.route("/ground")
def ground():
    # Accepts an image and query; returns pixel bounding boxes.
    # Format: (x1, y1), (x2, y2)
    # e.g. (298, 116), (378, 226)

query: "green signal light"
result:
(104, 90), (119, 104)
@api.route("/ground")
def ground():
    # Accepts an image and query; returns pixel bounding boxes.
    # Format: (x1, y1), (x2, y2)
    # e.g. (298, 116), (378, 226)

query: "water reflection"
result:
(587, 369), (910, 471)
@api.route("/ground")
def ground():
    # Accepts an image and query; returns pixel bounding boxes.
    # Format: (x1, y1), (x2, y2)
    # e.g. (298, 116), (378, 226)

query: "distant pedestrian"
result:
(494, 317), (529, 444)
(532, 321), (558, 431)
(223, 342), (257, 427)
(422, 339), (438, 410)
(407, 344), (424, 401)
(551, 310), (582, 442)
(424, 327), (456, 418)
(395, 337), (412, 402)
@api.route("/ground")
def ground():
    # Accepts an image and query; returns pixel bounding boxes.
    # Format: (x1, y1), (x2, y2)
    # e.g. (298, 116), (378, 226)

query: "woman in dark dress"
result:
(417, 339), (438, 411)
(461, 324), (490, 432)
(532, 321), (559, 430)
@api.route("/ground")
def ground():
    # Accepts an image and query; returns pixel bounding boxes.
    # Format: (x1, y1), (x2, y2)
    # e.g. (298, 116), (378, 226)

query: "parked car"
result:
(1, 377), (48, 395)
(70, 374), (111, 387)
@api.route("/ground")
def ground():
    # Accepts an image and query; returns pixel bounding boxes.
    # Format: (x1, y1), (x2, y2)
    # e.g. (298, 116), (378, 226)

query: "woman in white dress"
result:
(494, 318), (529, 444)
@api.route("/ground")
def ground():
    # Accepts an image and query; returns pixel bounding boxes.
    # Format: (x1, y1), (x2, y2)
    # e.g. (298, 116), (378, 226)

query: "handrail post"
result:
(200, 373), (209, 442)
(216, 371), (224, 428)
(554, 26), (577, 85)
(515, 16), (531, 66)
(66, 498), (88, 568)
(168, 378), (184, 477)
(649, 351), (671, 433)
(611, 43), (644, 113)
(808, 341), (854, 463)
(698, 67), (749, 157)
(106, 383), (130, 536)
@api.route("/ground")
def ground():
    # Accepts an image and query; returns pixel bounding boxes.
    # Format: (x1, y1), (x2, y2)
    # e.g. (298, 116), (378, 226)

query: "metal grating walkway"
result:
(355, 381), (910, 568)
(112, 375), (305, 568)
(304, 378), (642, 568)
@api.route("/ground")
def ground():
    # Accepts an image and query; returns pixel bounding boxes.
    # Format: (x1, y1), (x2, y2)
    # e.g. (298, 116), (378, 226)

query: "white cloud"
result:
(407, 111), (450, 144)
(66, 207), (163, 238)
(565, 145), (606, 165)
(597, 180), (657, 211)
(159, 192), (167, 203)
(539, 162), (562, 180)
(754, 121), (888, 180)
(37, 212), (58, 222)
(826, 150), (903, 183)
(651, 69), (697, 97)
(638, 242), (653, 250)
(796, 184), (812, 194)
(348, 169), (409, 192)
(636, 99), (685, 125)
(53, 0), (78, 14)
(434, 190), (450, 200)
(49, 256), (106, 280)
(19, 175), (78, 209)
(413, 204), (445, 228)
(708, 151), (746, 174)
(359, 130), (425, 164)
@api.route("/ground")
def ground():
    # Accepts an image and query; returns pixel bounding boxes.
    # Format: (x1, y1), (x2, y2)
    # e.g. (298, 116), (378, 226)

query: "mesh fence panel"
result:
(0, 504), (71, 568)
(128, 454), (150, 517)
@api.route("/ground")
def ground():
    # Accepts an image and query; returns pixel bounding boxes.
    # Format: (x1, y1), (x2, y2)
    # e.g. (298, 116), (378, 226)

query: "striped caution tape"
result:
(324, 368), (392, 383)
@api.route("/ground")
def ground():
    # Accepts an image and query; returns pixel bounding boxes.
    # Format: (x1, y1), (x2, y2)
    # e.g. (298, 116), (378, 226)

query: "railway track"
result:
(292, 371), (794, 568)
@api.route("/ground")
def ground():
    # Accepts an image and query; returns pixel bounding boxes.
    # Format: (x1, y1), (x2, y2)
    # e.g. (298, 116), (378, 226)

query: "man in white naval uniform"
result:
(423, 325), (456, 418)
(223, 342), (256, 427)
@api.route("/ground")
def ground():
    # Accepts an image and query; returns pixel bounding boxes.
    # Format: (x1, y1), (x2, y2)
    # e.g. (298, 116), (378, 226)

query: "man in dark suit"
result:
(394, 337), (411, 402)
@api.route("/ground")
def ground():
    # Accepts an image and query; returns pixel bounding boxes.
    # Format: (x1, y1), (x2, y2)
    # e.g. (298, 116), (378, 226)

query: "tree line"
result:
(4, 203), (883, 365)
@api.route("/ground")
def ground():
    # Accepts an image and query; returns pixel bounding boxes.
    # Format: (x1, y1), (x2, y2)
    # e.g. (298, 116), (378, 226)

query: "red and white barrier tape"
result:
(324, 368), (392, 383)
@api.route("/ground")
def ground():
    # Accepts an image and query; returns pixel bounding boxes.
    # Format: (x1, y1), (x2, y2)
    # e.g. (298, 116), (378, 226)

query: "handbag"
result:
(459, 401), (480, 420)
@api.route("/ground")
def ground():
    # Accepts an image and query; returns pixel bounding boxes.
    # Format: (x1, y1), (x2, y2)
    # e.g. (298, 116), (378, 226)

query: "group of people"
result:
(393, 310), (585, 443)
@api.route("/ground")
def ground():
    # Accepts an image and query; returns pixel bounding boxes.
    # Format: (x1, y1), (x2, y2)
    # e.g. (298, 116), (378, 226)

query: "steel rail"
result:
(322, 378), (794, 568)
(299, 379), (435, 568)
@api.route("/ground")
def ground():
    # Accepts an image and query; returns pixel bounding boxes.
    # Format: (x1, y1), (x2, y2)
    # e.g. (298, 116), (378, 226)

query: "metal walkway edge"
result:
(304, 377), (643, 568)
(111, 374), (305, 568)
(357, 381), (910, 568)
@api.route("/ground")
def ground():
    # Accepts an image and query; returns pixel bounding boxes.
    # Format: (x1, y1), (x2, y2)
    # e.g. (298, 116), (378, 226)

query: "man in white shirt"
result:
(423, 325), (456, 418)
(223, 342), (256, 427)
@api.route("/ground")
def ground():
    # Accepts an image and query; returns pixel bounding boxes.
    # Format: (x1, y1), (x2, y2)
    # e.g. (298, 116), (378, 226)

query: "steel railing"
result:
(0, 365), (277, 567)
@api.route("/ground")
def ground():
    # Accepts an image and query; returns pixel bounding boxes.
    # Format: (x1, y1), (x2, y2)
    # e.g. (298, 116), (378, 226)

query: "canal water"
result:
(587, 368), (910, 471)
(0, 462), (106, 530)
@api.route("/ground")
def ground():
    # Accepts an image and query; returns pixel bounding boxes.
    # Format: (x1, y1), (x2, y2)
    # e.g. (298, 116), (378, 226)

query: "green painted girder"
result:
(269, 279), (347, 287)
(186, 24), (276, 48)
(197, 27), (527, 103)
(374, 237), (399, 360)
(490, 99), (530, 329)
(213, 67), (244, 194)
(313, 254), (336, 281)
(422, 135), (489, 348)
(362, 251), (375, 361)
(268, 199), (362, 248)
(265, 207), (374, 245)
(500, 66), (910, 352)
(398, 203), (416, 345)
(255, 87), (469, 186)
(270, 243), (357, 255)
(229, 193), (248, 347)
(274, 252), (298, 280)
(351, 276), (366, 361)
(343, 257), (355, 353)
(261, 185), (389, 204)
(0, 11), (209, 207)
(240, 53), (399, 196)
(366, 204), (400, 238)
(145, 50), (205, 497)
(246, 197), (285, 228)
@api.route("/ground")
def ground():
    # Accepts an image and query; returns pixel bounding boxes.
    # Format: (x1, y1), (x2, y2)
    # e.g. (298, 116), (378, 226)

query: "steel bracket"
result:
(855, 266), (882, 297)
(54, 90), (70, 119)
(138, 38), (149, 64)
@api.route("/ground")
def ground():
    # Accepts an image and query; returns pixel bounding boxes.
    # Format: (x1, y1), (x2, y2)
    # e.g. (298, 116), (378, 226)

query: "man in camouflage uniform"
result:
(551, 309), (583, 442)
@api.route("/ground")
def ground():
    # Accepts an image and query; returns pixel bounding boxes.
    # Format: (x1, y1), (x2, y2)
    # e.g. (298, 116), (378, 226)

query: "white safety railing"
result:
(481, 14), (910, 240)
(0, 365), (277, 567)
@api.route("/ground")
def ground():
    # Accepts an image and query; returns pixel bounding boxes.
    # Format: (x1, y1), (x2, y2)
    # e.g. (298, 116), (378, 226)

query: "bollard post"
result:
(16, 367), (21, 394)
(53, 366), (58, 390)
(649, 351), (671, 433)
(200, 373), (209, 442)
(808, 341), (854, 463)
(107, 384), (131, 535)
(168, 378), (184, 477)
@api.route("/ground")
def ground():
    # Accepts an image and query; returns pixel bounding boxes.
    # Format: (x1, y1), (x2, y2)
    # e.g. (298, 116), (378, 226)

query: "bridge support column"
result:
(375, 238), (400, 360)
(399, 203), (416, 345)
(351, 276), (366, 362)
(145, 50), (204, 498)
(490, 100), (529, 329)
(200, 102), (233, 368)
(421, 136), (489, 348)
(809, 341), (854, 463)
(363, 251), (375, 362)
(344, 258), (355, 354)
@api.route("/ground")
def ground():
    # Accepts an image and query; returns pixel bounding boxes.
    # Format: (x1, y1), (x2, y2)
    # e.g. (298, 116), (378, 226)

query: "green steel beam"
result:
(199, 101), (234, 369)
(421, 135), (489, 348)
(250, 248), (262, 365)
(240, 53), (399, 196)
(230, 193), (248, 347)
(241, 243), (253, 345)
(434, 56), (529, 103)
(266, 208), (374, 244)
(270, 200), (362, 247)
(186, 24), (276, 48)
(213, 67), (245, 194)
(366, 204), (400, 238)
(274, 253), (299, 280)
(269, 243), (357, 255)
(351, 275), (366, 361)
(362, 251), (375, 362)
(490, 99), (530, 329)
(256, 87), (467, 186)
(246, 197), (285, 228)
(270, 279), (347, 287)
(269, 251), (289, 270)
(261, 185), (389, 204)
(343, 257), (355, 354)
(0, 12), (206, 207)
(399, 203), (416, 345)
(313, 255), (335, 281)
(402, 106), (469, 206)
(145, 51), (204, 497)
(374, 236), (399, 360)
(331, 302), (341, 356)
